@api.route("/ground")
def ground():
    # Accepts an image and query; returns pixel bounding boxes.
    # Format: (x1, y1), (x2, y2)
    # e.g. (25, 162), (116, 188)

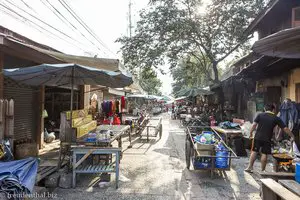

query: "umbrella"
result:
(4, 63), (133, 125)
(0, 157), (38, 198)
(252, 27), (300, 58)
(175, 87), (214, 98)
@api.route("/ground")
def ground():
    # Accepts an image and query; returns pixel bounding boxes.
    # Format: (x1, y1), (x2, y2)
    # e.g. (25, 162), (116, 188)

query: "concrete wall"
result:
(288, 68), (300, 101)
(257, 74), (288, 101)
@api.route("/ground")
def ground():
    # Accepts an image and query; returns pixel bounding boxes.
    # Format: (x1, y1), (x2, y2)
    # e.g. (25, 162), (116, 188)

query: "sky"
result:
(0, 0), (173, 95)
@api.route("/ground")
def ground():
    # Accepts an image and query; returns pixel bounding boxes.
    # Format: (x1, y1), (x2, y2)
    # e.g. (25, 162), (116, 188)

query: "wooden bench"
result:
(144, 117), (162, 142)
(259, 171), (295, 181)
(72, 147), (121, 189)
(279, 180), (300, 197)
(261, 178), (300, 200)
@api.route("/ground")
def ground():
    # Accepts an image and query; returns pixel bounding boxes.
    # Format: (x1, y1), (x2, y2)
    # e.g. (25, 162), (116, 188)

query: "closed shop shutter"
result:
(4, 78), (38, 141)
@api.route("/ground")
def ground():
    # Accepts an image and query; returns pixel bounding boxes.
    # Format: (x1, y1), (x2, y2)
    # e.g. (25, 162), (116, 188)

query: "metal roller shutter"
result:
(4, 78), (37, 141)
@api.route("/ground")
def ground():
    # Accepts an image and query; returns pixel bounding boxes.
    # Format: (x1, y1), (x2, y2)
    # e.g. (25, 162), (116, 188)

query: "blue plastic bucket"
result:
(215, 150), (229, 169)
(296, 163), (300, 183)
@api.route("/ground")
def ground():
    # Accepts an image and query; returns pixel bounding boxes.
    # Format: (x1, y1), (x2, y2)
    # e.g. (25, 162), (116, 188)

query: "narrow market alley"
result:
(53, 113), (263, 200)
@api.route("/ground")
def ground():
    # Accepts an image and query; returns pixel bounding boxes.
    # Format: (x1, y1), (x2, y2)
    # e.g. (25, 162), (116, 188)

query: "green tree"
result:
(117, 0), (267, 83)
(171, 53), (212, 94)
(138, 67), (162, 95)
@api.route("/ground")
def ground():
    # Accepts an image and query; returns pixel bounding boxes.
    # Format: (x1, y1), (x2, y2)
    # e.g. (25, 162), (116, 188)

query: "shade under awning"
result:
(253, 27), (300, 58)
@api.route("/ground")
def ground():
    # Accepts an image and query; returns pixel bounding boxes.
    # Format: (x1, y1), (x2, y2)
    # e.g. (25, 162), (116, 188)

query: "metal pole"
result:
(69, 66), (74, 141)
(70, 66), (74, 113)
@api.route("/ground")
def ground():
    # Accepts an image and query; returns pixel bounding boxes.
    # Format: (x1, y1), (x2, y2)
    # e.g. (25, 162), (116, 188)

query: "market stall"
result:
(4, 63), (133, 188)
(211, 126), (243, 146)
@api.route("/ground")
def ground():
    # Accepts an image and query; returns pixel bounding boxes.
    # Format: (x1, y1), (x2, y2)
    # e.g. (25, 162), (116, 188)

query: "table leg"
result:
(118, 135), (122, 148)
(147, 127), (149, 142)
(115, 151), (120, 189)
(72, 151), (76, 188)
(128, 130), (132, 148)
(273, 159), (279, 172)
(58, 142), (63, 169)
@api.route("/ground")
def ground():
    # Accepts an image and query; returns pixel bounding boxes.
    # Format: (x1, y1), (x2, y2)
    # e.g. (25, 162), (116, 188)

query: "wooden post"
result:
(0, 51), (3, 99)
(37, 86), (45, 149)
(79, 85), (84, 109)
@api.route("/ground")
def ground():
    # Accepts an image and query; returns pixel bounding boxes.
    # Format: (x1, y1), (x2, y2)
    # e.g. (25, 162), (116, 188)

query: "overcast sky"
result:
(0, 0), (173, 95)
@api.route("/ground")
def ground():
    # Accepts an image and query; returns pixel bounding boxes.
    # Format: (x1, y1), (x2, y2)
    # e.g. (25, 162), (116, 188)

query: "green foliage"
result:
(117, 0), (268, 90)
(171, 53), (212, 94)
(138, 67), (162, 95)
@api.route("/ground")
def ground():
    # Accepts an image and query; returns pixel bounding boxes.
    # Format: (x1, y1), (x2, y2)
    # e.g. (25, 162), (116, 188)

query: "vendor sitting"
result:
(245, 104), (295, 173)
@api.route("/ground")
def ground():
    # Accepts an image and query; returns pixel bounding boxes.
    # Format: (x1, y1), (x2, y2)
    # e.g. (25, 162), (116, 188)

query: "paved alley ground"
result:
(53, 113), (264, 200)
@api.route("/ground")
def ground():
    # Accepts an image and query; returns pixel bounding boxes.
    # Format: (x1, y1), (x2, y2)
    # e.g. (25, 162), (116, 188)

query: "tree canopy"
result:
(117, 0), (268, 85)
(138, 67), (162, 95)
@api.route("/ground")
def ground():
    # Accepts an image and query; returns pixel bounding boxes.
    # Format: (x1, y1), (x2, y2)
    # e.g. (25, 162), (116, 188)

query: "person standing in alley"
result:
(245, 104), (295, 173)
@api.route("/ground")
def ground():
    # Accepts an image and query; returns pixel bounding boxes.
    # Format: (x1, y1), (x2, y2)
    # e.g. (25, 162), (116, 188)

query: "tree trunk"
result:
(211, 61), (225, 121)
(212, 61), (219, 82)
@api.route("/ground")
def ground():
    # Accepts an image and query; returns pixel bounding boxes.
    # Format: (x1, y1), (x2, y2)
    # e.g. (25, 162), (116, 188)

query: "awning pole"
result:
(70, 66), (74, 140)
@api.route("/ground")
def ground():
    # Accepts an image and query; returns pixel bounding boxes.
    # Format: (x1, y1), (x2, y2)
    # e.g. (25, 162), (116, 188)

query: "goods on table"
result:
(84, 130), (114, 143)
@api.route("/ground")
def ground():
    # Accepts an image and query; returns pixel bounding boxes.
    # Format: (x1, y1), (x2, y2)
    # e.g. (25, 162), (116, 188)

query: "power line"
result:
(58, 0), (116, 56)
(0, 2), (88, 53)
(3, 0), (89, 51)
(20, 0), (38, 14)
(41, 0), (105, 54)
(57, 0), (109, 56)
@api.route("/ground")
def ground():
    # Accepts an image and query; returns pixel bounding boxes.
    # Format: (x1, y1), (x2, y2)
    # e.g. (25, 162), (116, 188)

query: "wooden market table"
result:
(211, 126), (243, 145)
(58, 125), (130, 168)
(70, 125), (130, 188)
(71, 146), (121, 188)
(261, 178), (300, 200)
(97, 125), (131, 147)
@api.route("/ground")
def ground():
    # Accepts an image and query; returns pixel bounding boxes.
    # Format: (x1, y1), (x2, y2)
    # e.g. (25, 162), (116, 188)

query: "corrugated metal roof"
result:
(0, 35), (120, 71)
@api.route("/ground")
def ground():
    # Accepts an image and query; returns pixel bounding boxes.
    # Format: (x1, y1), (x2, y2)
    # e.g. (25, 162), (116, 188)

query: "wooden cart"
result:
(185, 126), (238, 178)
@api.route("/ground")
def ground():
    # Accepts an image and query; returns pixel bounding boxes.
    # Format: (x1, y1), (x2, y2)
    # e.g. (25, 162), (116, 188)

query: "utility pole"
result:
(128, 0), (133, 38)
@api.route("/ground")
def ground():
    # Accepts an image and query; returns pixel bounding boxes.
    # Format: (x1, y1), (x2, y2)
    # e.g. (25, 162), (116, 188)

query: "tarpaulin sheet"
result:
(0, 157), (38, 198)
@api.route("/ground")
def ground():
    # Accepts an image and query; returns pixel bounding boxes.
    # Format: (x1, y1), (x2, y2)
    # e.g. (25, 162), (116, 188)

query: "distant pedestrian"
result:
(245, 104), (295, 173)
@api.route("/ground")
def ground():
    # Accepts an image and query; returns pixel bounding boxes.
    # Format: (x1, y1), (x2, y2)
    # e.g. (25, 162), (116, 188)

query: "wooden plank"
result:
(261, 178), (300, 200)
(279, 180), (300, 197)
(74, 149), (95, 168)
(36, 166), (57, 183)
(260, 171), (295, 177)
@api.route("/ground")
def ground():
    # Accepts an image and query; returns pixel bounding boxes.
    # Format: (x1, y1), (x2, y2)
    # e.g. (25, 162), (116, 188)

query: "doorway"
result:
(265, 86), (282, 112)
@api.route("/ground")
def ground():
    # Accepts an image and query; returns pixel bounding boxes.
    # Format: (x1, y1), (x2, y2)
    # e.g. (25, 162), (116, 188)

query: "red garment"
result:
(113, 116), (121, 125)
(121, 96), (126, 110)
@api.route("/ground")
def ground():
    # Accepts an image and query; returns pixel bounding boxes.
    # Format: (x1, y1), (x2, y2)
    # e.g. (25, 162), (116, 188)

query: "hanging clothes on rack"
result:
(116, 100), (120, 114)
(121, 96), (126, 110)
(276, 99), (299, 140)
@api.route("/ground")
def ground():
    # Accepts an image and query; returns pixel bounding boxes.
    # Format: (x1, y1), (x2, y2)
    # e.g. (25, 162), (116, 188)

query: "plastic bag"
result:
(241, 121), (252, 138)
(293, 141), (300, 157)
